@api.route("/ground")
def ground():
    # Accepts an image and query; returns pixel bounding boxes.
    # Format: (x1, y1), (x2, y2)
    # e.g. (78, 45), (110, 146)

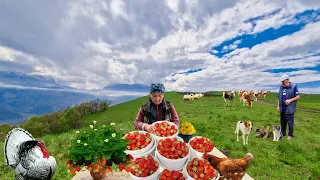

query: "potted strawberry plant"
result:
(66, 121), (129, 179)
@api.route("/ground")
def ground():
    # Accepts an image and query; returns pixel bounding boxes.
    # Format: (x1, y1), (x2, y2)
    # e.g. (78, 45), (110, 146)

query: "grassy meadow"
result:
(1, 92), (320, 180)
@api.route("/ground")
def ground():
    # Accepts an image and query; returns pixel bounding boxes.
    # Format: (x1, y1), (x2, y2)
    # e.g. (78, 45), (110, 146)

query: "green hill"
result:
(1, 92), (320, 179)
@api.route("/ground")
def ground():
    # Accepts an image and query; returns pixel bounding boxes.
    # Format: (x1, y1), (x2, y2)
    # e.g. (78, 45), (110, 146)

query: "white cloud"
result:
(0, 0), (319, 93)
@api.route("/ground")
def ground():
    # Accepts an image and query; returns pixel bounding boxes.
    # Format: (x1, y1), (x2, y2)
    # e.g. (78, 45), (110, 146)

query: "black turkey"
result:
(4, 128), (56, 180)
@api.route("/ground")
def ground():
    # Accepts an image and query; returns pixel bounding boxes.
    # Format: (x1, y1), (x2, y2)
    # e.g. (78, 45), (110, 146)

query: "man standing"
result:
(277, 74), (300, 140)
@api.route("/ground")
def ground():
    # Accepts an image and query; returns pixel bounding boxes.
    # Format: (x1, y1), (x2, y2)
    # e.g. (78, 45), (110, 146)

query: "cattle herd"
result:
(222, 90), (271, 107)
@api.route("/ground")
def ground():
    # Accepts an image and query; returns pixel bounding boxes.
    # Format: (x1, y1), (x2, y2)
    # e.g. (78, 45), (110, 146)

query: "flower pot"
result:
(90, 170), (106, 180)
(178, 133), (195, 143)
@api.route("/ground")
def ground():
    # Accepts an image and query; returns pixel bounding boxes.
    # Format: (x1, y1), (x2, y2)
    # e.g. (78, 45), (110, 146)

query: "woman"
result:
(134, 83), (180, 133)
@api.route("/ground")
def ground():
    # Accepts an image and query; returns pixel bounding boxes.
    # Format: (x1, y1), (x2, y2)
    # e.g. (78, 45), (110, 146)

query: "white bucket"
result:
(150, 121), (179, 141)
(183, 162), (220, 180)
(128, 156), (161, 180)
(124, 131), (154, 155)
(188, 136), (214, 159)
(130, 140), (157, 160)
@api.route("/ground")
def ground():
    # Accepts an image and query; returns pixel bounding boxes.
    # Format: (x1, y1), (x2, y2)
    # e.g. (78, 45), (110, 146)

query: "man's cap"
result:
(150, 83), (165, 94)
(280, 74), (289, 81)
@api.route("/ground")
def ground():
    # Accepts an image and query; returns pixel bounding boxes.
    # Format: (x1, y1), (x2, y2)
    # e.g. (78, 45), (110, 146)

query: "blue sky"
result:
(0, 0), (320, 93)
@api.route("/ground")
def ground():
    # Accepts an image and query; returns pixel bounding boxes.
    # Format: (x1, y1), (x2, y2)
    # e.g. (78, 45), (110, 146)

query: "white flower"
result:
(94, 129), (97, 131)
(84, 143), (88, 146)
(89, 125), (94, 129)
(102, 125), (106, 128)
(77, 140), (81, 143)
(110, 123), (115, 126)
(104, 139), (109, 143)
(112, 133), (116, 137)
(75, 131), (80, 134)
(93, 121), (97, 124)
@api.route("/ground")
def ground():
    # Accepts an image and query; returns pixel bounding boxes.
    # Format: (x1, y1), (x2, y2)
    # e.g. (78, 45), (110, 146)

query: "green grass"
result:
(1, 92), (320, 179)
(261, 92), (320, 110)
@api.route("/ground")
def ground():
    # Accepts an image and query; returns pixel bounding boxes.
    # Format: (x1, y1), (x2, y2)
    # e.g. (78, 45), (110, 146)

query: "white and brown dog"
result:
(234, 121), (253, 145)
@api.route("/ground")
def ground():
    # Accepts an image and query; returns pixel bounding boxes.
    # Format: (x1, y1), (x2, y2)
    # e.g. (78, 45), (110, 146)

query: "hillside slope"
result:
(1, 92), (319, 179)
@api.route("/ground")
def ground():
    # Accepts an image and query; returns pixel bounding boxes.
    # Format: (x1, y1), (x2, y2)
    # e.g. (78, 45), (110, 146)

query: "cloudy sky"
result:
(0, 0), (319, 93)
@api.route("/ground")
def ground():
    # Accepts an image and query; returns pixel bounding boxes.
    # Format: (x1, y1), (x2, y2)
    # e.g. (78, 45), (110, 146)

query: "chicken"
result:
(203, 153), (253, 180)
(4, 128), (56, 180)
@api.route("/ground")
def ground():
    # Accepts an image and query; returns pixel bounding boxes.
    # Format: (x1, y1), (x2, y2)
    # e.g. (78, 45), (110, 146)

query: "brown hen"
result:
(203, 153), (253, 180)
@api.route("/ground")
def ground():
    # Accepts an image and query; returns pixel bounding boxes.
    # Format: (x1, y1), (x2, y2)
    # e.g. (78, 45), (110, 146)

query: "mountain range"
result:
(0, 71), (148, 124)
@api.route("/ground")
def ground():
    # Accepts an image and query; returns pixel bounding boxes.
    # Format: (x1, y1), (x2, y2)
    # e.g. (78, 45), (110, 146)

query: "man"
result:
(277, 74), (300, 140)
(134, 83), (180, 132)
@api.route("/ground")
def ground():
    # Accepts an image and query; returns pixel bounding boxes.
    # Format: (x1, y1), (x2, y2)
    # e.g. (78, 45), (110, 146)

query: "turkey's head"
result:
(38, 140), (50, 158)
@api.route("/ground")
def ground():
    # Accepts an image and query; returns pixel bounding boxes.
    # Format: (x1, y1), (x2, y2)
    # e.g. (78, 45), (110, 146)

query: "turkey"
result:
(4, 128), (56, 180)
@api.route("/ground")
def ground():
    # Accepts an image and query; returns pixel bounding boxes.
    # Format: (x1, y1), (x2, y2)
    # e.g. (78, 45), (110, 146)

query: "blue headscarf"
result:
(150, 83), (165, 94)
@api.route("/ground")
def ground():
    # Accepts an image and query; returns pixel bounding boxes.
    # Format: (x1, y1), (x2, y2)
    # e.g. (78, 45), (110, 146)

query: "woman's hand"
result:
(144, 124), (155, 133)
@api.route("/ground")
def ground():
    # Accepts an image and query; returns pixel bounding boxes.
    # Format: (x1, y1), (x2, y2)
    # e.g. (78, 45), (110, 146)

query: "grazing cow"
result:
(262, 91), (267, 98)
(242, 92), (253, 107)
(222, 92), (234, 106)
(253, 92), (259, 102)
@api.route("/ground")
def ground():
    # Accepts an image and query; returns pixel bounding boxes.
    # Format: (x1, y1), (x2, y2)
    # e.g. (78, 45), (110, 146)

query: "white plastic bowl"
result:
(188, 136), (214, 159)
(150, 121), (179, 141)
(155, 138), (190, 170)
(128, 156), (161, 180)
(155, 149), (190, 171)
(124, 131), (154, 155)
(183, 162), (220, 180)
(130, 139), (157, 160)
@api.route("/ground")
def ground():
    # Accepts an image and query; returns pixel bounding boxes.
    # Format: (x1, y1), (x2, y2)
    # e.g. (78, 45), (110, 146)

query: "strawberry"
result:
(129, 155), (159, 177)
(75, 166), (81, 172)
(159, 169), (185, 180)
(157, 138), (189, 159)
(189, 137), (214, 153)
(125, 131), (152, 150)
(186, 158), (216, 180)
(153, 122), (178, 137)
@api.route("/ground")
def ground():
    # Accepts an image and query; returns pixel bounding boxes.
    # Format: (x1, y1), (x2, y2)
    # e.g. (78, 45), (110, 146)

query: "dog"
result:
(234, 121), (253, 145)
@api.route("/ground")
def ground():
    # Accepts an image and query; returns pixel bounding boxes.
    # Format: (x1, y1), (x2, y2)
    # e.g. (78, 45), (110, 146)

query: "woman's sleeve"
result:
(134, 107), (146, 130)
(170, 105), (180, 126)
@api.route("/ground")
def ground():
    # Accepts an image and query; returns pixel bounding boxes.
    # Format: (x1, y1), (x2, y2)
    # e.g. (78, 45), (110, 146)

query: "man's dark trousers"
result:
(280, 113), (294, 137)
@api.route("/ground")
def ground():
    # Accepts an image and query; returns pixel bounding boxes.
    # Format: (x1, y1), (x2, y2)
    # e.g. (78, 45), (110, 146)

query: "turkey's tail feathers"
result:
(4, 128), (34, 167)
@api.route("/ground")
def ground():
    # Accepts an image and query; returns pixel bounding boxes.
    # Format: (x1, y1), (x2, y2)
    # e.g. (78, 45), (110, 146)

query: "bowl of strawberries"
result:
(128, 155), (160, 180)
(158, 169), (186, 180)
(124, 131), (155, 155)
(151, 121), (179, 141)
(155, 137), (190, 170)
(188, 136), (214, 159)
(183, 158), (219, 180)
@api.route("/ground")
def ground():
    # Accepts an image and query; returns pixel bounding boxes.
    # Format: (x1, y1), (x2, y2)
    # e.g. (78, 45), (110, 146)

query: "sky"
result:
(0, 0), (319, 93)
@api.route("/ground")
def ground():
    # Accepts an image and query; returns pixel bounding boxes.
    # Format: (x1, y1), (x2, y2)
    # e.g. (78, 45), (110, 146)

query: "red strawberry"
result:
(130, 156), (159, 177)
(75, 166), (81, 172)
(125, 131), (152, 150)
(190, 137), (214, 153)
(157, 138), (189, 159)
(153, 122), (178, 137)
(159, 169), (185, 180)
(186, 158), (216, 180)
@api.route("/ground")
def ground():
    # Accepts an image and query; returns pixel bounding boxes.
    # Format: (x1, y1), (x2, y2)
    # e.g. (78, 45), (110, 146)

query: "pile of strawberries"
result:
(186, 158), (216, 180)
(127, 155), (159, 177)
(157, 138), (189, 159)
(153, 122), (178, 137)
(189, 137), (214, 153)
(159, 169), (186, 180)
(124, 131), (152, 150)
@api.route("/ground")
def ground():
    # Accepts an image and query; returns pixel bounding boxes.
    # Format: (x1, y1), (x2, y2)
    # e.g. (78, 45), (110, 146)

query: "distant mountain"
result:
(103, 84), (149, 92)
(0, 71), (70, 89)
(0, 87), (96, 124)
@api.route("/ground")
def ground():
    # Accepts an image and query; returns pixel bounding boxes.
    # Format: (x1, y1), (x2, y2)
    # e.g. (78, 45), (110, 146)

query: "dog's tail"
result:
(234, 121), (242, 134)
